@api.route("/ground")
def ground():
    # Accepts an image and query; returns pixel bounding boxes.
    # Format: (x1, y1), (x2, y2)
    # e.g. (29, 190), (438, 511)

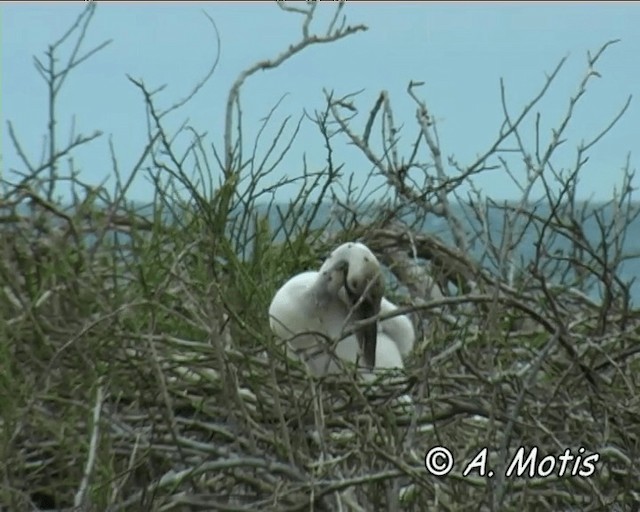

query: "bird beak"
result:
(354, 292), (380, 370)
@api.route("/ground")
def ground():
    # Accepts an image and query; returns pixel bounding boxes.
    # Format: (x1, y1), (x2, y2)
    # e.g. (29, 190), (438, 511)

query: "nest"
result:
(2, 215), (639, 512)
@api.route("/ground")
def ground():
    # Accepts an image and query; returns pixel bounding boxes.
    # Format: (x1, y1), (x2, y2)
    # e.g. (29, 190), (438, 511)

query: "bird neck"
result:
(311, 267), (344, 306)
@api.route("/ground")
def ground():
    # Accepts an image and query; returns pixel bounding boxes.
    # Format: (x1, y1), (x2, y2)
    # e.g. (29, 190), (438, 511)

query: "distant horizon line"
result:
(121, 197), (637, 208)
(5, 198), (636, 213)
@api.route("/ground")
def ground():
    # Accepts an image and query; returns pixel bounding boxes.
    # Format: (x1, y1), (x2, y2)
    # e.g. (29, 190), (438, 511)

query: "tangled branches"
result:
(2, 3), (639, 511)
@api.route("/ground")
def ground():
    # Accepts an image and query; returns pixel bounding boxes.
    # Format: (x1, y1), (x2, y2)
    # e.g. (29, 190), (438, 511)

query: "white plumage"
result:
(268, 242), (415, 381)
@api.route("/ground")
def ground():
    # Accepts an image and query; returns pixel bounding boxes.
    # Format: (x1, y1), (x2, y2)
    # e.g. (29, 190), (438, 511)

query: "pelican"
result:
(268, 242), (415, 380)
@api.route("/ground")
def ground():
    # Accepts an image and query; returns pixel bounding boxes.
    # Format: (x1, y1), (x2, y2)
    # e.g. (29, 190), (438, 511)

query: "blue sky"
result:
(3, 2), (639, 204)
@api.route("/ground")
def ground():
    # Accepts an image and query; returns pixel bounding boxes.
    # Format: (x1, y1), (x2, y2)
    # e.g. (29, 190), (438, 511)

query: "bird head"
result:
(322, 242), (384, 369)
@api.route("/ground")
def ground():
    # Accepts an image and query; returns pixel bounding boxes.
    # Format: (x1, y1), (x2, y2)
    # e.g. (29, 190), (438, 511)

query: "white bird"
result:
(268, 242), (415, 380)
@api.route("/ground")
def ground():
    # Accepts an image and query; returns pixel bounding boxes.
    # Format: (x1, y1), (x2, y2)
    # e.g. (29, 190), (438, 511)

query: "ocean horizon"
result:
(4, 198), (639, 305)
